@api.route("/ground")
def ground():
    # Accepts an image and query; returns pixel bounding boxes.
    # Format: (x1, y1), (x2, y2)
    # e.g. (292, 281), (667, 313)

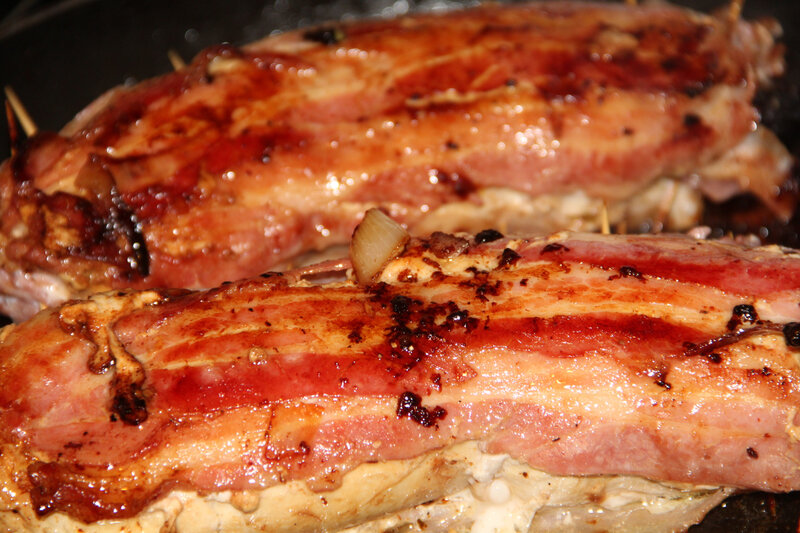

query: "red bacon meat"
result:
(0, 231), (799, 531)
(0, 2), (792, 321)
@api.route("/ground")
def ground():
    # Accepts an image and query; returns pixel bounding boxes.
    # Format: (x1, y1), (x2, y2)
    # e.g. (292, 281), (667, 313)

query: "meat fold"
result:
(0, 1), (793, 321)
(0, 230), (799, 530)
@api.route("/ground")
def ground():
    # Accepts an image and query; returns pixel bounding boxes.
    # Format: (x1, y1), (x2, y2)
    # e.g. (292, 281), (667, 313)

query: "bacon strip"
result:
(0, 231), (799, 526)
(0, 2), (791, 321)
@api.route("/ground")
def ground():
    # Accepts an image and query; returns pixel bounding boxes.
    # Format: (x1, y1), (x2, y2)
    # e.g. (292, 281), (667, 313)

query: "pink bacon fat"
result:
(0, 1), (792, 321)
(0, 230), (799, 524)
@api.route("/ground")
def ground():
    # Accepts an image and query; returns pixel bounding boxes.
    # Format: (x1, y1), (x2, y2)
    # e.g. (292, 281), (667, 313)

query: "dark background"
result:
(1, 0), (799, 530)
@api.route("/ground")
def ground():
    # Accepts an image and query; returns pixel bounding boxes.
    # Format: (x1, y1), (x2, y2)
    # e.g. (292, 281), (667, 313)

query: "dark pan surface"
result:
(1, 1), (799, 530)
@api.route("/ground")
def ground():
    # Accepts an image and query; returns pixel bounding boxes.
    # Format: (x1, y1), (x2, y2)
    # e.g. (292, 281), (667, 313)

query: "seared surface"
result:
(1, 231), (799, 524)
(0, 2), (791, 320)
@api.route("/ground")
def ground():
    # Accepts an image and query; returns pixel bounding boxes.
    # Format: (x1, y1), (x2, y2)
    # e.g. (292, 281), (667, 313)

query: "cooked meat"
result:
(0, 1), (791, 321)
(1, 230), (799, 531)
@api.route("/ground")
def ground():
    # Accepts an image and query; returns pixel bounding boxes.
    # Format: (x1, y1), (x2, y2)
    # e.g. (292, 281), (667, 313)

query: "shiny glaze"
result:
(0, 2), (789, 320)
(1, 231), (799, 523)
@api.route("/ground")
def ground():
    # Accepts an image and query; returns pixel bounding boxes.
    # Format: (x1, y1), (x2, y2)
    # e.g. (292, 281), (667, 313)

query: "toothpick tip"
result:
(600, 202), (611, 235)
(4, 85), (37, 137)
(728, 0), (744, 26)
(167, 49), (187, 71)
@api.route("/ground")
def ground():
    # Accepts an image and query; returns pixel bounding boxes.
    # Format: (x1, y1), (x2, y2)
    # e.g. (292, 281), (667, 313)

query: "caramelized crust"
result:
(0, 2), (791, 320)
(0, 231), (799, 527)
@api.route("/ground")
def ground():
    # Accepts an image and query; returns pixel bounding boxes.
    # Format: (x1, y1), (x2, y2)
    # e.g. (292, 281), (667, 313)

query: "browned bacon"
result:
(0, 2), (791, 321)
(0, 231), (799, 531)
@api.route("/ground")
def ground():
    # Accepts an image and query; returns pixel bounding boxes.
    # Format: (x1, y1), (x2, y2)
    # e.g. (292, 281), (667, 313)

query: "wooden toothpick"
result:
(167, 49), (186, 71)
(4, 85), (37, 137)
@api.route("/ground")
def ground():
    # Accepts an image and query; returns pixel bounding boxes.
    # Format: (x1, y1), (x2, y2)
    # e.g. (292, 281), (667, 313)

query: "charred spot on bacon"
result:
(0, 1), (794, 322)
(1, 230), (800, 532)
(784, 322), (800, 347)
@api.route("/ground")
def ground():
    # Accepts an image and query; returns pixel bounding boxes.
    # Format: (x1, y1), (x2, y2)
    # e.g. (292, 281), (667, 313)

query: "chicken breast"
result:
(0, 1), (792, 321)
(1, 230), (799, 531)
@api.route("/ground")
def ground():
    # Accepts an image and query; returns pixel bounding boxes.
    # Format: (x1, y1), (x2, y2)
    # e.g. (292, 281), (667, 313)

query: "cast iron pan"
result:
(1, 0), (799, 530)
